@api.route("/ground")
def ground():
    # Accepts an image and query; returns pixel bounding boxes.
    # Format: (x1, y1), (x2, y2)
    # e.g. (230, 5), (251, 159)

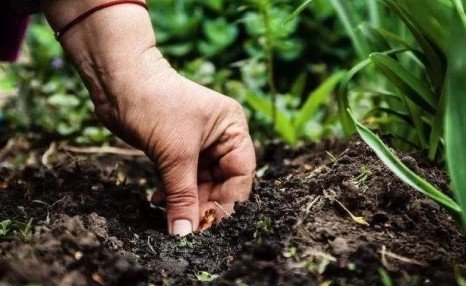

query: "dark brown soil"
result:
(0, 138), (465, 286)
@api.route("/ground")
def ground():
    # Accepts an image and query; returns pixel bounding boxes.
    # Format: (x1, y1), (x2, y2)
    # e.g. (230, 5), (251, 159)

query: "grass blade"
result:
(338, 58), (371, 136)
(337, 49), (407, 137)
(376, 28), (413, 49)
(329, 0), (369, 59)
(360, 23), (391, 52)
(363, 107), (414, 127)
(285, 0), (315, 24)
(382, 0), (445, 89)
(451, 0), (465, 16)
(294, 72), (345, 132)
(348, 110), (462, 214)
(370, 53), (437, 113)
(367, 0), (381, 28)
(428, 89), (446, 161)
(245, 92), (297, 144)
(445, 14), (466, 226)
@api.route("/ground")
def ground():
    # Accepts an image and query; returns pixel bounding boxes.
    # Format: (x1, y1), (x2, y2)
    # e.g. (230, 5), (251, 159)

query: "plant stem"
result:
(260, 0), (278, 137)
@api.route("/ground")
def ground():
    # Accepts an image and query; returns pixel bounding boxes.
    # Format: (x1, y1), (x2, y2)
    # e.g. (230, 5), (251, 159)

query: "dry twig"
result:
(62, 145), (144, 156)
(214, 201), (231, 217)
(41, 142), (57, 169)
(379, 246), (428, 267)
(0, 138), (15, 162)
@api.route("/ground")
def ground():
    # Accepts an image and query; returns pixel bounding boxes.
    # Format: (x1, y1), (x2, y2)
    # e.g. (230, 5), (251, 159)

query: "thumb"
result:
(162, 161), (199, 236)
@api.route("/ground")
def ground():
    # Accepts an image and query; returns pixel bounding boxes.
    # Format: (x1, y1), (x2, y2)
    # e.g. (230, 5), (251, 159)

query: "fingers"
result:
(208, 174), (254, 204)
(199, 201), (235, 224)
(162, 160), (200, 236)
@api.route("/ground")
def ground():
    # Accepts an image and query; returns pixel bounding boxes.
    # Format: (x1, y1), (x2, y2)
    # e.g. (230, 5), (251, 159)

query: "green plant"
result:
(283, 246), (297, 258)
(351, 165), (372, 192)
(20, 218), (34, 242)
(348, 111), (461, 214)
(178, 237), (194, 248)
(378, 268), (394, 286)
(3, 18), (111, 145)
(297, 0), (466, 222)
(196, 271), (219, 282)
(2, 0), (360, 144)
(254, 216), (272, 242)
(246, 72), (345, 145)
(326, 151), (339, 166)
(0, 220), (12, 237)
(445, 13), (466, 228)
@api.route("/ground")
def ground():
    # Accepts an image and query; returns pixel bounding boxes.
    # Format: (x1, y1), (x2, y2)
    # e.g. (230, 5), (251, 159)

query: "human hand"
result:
(41, 0), (256, 236)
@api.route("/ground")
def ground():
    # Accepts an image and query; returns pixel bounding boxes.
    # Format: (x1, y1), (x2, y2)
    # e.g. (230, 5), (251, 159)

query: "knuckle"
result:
(165, 187), (197, 207)
(228, 99), (246, 117)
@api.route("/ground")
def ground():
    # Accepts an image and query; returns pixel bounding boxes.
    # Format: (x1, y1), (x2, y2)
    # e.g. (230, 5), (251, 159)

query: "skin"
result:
(39, 0), (256, 236)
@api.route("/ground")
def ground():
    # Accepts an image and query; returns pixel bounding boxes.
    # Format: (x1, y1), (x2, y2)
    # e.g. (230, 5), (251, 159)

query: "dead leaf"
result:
(197, 209), (216, 232)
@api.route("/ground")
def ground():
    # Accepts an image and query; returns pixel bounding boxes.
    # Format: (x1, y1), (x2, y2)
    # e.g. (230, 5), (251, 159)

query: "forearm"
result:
(40, 0), (174, 106)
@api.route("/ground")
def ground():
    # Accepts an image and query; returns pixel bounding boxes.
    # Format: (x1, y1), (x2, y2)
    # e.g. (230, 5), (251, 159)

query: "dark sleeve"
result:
(0, 2), (31, 62)
(6, 0), (41, 15)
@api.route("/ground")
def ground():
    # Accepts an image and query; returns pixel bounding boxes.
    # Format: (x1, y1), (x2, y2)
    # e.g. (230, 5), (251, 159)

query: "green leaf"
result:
(348, 110), (462, 214)
(370, 53), (437, 113)
(245, 92), (297, 144)
(47, 94), (80, 108)
(196, 271), (219, 282)
(160, 42), (194, 57)
(445, 13), (466, 227)
(382, 0), (445, 88)
(375, 28), (414, 49)
(378, 268), (394, 286)
(367, 0), (382, 28)
(290, 72), (307, 98)
(363, 107), (413, 127)
(337, 49), (407, 137)
(359, 23), (391, 52)
(285, 0), (315, 24)
(338, 58), (372, 136)
(427, 89), (446, 161)
(294, 72), (345, 132)
(329, 0), (369, 59)
(451, 0), (465, 16)
(202, 18), (238, 47)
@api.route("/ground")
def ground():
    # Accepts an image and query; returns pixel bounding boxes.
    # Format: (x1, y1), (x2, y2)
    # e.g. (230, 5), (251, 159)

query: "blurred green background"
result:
(0, 0), (463, 153)
(0, 0), (362, 146)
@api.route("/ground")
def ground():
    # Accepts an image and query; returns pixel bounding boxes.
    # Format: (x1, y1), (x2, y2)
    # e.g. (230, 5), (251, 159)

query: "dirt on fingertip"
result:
(0, 138), (464, 285)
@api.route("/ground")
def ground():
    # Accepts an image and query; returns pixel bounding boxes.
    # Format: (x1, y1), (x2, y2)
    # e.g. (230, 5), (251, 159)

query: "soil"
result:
(0, 138), (465, 286)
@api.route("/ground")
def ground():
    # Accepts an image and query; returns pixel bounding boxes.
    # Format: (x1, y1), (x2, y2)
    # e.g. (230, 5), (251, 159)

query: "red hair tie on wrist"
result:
(55, 0), (149, 40)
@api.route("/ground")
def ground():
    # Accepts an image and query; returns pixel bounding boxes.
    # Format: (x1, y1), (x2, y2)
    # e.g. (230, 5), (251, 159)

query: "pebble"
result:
(330, 237), (350, 256)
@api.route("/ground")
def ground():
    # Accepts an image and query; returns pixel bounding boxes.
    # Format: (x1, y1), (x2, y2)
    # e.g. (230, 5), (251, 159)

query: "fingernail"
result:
(172, 219), (193, 236)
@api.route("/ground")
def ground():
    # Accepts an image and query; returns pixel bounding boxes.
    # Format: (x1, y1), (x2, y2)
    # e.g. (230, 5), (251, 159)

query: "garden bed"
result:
(0, 138), (464, 285)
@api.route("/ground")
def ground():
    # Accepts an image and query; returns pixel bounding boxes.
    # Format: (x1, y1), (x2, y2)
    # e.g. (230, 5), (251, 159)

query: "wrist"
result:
(41, 0), (161, 101)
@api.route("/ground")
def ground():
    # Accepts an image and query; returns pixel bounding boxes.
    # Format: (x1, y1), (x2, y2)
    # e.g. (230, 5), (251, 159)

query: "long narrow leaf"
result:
(360, 23), (391, 52)
(245, 92), (298, 144)
(451, 0), (465, 16)
(363, 107), (414, 127)
(329, 0), (369, 59)
(338, 49), (407, 137)
(367, 0), (381, 28)
(370, 53), (437, 113)
(294, 72), (345, 132)
(383, 0), (445, 88)
(348, 110), (462, 214)
(376, 28), (413, 49)
(445, 14), (466, 226)
(338, 58), (371, 136)
(428, 89), (446, 160)
(285, 0), (315, 23)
